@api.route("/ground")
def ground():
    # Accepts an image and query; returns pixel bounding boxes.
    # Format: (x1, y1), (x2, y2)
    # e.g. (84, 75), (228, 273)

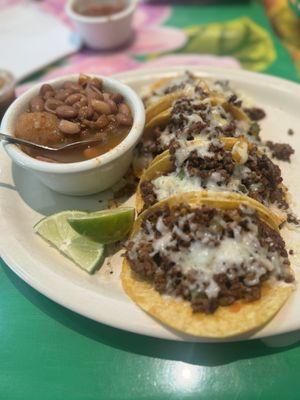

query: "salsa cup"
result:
(65, 0), (138, 50)
(1, 74), (145, 196)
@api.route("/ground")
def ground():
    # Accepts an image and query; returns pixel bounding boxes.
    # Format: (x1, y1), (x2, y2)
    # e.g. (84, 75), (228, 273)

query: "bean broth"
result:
(14, 74), (133, 163)
(73, 1), (126, 17)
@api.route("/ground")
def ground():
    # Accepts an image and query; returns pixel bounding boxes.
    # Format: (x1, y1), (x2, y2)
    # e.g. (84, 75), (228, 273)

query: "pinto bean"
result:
(116, 112), (133, 126)
(107, 114), (117, 124)
(55, 89), (72, 102)
(82, 119), (97, 129)
(110, 93), (124, 104)
(89, 84), (103, 97)
(63, 82), (81, 92)
(58, 120), (81, 135)
(96, 115), (109, 128)
(39, 84), (54, 98)
(90, 78), (103, 89)
(78, 105), (94, 120)
(92, 112), (99, 121)
(91, 99), (111, 114)
(79, 96), (88, 106)
(55, 105), (78, 119)
(65, 93), (81, 105)
(86, 86), (103, 101)
(44, 98), (64, 113)
(43, 91), (55, 100)
(106, 99), (117, 113)
(72, 101), (82, 111)
(78, 74), (89, 87)
(118, 103), (131, 116)
(30, 96), (44, 112)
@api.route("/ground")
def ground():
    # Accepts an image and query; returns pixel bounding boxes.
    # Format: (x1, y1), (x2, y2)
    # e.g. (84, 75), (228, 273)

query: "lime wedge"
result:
(68, 207), (135, 244)
(34, 211), (105, 274)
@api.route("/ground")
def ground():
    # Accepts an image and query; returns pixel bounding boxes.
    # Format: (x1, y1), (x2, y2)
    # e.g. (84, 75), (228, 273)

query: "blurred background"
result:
(0, 0), (299, 111)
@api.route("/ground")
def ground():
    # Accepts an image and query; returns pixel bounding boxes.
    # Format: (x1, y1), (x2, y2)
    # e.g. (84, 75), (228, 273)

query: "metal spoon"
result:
(0, 132), (103, 152)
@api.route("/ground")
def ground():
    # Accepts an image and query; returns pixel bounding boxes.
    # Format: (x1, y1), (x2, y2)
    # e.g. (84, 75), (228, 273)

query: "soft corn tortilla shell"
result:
(145, 97), (249, 134)
(135, 139), (235, 214)
(146, 76), (176, 94)
(122, 261), (293, 338)
(136, 98), (250, 179)
(122, 192), (295, 338)
(135, 140), (287, 225)
(145, 75), (209, 122)
(135, 191), (281, 231)
(144, 108), (171, 137)
(146, 92), (184, 124)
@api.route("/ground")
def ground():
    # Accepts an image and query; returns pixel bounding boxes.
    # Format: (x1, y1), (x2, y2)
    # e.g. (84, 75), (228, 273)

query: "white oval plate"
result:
(1, 67), (300, 342)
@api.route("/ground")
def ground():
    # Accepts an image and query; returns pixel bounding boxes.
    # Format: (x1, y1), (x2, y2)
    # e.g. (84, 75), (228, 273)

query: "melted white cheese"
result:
(151, 142), (267, 201)
(129, 209), (289, 300)
(175, 141), (213, 166)
(155, 219), (283, 298)
(232, 141), (249, 164)
(153, 174), (203, 200)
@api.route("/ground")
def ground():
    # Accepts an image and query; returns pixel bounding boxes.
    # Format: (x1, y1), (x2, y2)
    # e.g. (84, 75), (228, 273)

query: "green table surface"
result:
(1, 261), (300, 400)
(1, 1), (300, 399)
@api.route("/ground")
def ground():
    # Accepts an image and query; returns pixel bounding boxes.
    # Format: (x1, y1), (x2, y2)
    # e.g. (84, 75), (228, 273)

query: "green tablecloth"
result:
(1, 1), (300, 399)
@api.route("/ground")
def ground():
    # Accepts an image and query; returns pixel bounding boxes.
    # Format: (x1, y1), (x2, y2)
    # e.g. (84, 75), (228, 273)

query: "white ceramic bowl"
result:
(1, 74), (145, 196)
(66, 0), (138, 50)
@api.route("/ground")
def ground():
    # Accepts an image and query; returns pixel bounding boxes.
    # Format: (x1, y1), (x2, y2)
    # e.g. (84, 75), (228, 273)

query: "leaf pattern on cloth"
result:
(178, 17), (276, 71)
(264, 0), (300, 74)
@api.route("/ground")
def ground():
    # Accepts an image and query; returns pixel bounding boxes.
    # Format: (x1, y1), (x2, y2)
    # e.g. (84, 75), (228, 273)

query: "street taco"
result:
(143, 71), (210, 123)
(133, 96), (257, 177)
(143, 71), (249, 123)
(122, 192), (295, 338)
(136, 138), (289, 224)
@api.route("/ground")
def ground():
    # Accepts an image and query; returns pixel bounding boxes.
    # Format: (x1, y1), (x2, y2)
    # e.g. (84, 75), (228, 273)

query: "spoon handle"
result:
(0, 132), (54, 151)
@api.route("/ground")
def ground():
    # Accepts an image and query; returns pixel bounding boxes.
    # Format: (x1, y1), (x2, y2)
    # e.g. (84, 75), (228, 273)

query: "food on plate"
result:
(142, 71), (265, 124)
(133, 94), (259, 177)
(34, 207), (135, 273)
(68, 207), (135, 244)
(143, 72), (210, 124)
(14, 74), (133, 163)
(136, 138), (289, 223)
(122, 192), (295, 338)
(34, 211), (105, 274)
(28, 71), (298, 338)
(265, 140), (295, 162)
(73, 0), (126, 17)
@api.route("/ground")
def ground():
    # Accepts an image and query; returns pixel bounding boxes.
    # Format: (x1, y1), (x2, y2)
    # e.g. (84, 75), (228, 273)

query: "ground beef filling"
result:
(125, 205), (293, 314)
(140, 142), (288, 210)
(138, 97), (258, 161)
(143, 72), (208, 105)
(244, 107), (266, 121)
(266, 141), (295, 162)
(163, 98), (245, 141)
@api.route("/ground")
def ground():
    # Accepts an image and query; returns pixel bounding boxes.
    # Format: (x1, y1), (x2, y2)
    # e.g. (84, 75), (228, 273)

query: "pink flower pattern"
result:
(8, 0), (240, 92)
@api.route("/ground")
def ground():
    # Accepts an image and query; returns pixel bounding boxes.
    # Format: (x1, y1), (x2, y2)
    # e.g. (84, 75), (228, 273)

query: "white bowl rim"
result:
(65, 0), (138, 24)
(1, 74), (145, 174)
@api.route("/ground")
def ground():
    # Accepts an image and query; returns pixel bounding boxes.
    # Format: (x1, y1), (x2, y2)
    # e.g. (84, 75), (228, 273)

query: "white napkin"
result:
(0, 2), (81, 81)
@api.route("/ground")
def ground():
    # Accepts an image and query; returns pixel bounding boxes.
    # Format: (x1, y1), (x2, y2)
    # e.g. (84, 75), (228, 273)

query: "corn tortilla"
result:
(122, 192), (295, 338)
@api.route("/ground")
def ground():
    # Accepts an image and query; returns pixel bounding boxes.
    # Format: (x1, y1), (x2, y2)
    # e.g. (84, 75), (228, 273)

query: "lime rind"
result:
(34, 211), (105, 274)
(70, 207), (135, 220)
(68, 207), (135, 245)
